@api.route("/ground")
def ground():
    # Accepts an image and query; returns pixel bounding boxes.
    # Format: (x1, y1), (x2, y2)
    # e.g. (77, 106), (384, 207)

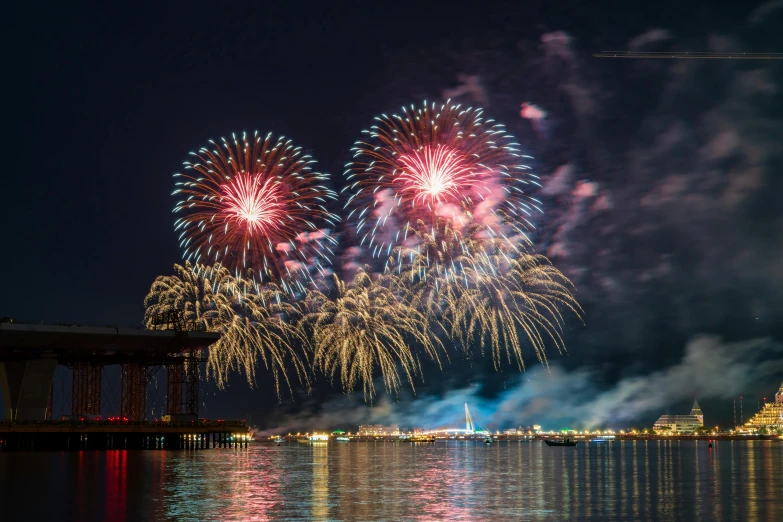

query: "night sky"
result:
(7, 1), (783, 430)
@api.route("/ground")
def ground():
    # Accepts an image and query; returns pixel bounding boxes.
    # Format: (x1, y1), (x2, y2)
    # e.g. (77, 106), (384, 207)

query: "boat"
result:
(336, 436), (350, 442)
(484, 437), (493, 444)
(408, 435), (435, 443)
(300, 434), (329, 443)
(274, 437), (284, 443)
(545, 439), (578, 447)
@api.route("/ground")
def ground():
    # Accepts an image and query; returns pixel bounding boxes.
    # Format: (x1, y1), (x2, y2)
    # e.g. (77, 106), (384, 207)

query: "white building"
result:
(358, 424), (400, 436)
(502, 425), (541, 435)
(653, 401), (704, 433)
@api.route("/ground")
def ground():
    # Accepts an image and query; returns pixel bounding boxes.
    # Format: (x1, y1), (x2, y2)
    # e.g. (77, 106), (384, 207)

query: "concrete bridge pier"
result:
(0, 358), (57, 421)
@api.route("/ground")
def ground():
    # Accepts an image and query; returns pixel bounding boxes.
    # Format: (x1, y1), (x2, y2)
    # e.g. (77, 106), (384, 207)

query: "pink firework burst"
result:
(396, 144), (474, 208)
(344, 100), (541, 259)
(221, 173), (286, 237)
(173, 132), (339, 292)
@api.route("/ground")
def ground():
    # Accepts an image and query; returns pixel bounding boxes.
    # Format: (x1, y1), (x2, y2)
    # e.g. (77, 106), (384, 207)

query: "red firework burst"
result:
(344, 100), (541, 258)
(173, 132), (339, 290)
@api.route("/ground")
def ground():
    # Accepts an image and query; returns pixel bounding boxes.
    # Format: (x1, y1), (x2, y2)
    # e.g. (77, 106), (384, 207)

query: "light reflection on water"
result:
(0, 440), (781, 521)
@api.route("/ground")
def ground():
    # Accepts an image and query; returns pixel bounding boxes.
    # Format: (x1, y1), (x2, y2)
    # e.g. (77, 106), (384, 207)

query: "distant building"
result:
(358, 424), (400, 436)
(690, 401), (704, 425)
(741, 379), (783, 431)
(653, 401), (705, 433)
(502, 425), (541, 435)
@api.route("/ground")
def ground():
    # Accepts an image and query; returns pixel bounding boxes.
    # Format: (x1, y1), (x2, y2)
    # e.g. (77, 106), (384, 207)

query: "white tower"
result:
(776, 380), (783, 404)
(464, 403), (475, 433)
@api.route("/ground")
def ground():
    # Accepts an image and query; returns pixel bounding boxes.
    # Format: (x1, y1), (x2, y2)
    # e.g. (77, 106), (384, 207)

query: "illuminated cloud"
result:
(628, 28), (673, 50)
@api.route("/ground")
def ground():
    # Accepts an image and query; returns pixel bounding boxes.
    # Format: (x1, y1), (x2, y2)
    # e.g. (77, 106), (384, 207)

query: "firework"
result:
(301, 270), (442, 399)
(344, 100), (541, 259)
(389, 218), (581, 370)
(448, 247), (581, 370)
(172, 132), (339, 293)
(144, 262), (308, 395)
(144, 262), (212, 330)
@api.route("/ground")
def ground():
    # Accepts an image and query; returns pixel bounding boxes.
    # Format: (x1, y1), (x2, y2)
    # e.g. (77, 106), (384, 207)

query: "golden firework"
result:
(143, 262), (308, 396)
(389, 216), (581, 370)
(302, 269), (442, 399)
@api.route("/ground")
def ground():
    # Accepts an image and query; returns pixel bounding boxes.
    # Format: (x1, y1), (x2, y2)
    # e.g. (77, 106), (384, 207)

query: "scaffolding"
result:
(166, 351), (202, 416)
(185, 352), (201, 416)
(45, 382), (53, 421)
(72, 363), (101, 416)
(151, 309), (205, 417)
(167, 363), (185, 415)
(120, 363), (147, 420)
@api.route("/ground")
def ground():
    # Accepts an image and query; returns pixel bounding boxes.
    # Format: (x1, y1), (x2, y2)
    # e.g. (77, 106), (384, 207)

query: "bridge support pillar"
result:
(46, 381), (53, 420)
(0, 359), (58, 421)
(167, 362), (184, 415)
(72, 363), (102, 417)
(167, 351), (201, 417)
(185, 352), (200, 416)
(120, 364), (146, 420)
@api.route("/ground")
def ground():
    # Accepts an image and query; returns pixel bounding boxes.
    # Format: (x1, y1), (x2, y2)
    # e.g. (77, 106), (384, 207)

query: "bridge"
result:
(422, 403), (491, 436)
(0, 316), (253, 450)
(0, 319), (217, 422)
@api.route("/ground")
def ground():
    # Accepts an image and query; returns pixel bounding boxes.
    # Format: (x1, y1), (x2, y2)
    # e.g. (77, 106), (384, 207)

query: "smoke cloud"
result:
(261, 336), (783, 434)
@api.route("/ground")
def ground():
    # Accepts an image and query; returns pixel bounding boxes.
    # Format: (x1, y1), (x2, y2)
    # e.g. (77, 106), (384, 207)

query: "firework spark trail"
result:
(143, 262), (309, 397)
(389, 217), (581, 371)
(449, 249), (581, 370)
(301, 270), (443, 399)
(152, 104), (582, 396)
(344, 100), (542, 259)
(172, 132), (340, 293)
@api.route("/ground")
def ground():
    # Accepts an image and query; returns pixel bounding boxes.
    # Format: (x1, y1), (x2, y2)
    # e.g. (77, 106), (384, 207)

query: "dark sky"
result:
(7, 1), (783, 430)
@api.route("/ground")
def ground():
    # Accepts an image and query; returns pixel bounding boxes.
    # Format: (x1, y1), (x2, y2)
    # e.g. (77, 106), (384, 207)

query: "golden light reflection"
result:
(10, 438), (783, 520)
(311, 443), (329, 520)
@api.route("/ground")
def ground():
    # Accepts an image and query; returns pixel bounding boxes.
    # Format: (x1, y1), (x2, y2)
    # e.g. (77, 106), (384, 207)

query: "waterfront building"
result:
(502, 425), (541, 435)
(653, 400), (705, 433)
(358, 424), (400, 436)
(741, 379), (783, 432)
(690, 401), (704, 424)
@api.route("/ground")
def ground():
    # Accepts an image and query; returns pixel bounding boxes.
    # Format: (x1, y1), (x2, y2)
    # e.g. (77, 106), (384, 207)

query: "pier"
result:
(0, 419), (249, 451)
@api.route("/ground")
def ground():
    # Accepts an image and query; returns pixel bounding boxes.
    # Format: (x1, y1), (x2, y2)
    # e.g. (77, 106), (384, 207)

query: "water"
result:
(1, 440), (781, 521)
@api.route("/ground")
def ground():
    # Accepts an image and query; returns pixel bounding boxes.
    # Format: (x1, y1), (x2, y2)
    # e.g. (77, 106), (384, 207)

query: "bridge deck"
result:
(0, 419), (247, 434)
(0, 420), (250, 450)
(0, 322), (219, 364)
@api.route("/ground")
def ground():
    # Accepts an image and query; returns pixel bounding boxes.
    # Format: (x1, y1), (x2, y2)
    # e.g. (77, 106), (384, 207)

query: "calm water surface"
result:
(1, 440), (781, 521)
